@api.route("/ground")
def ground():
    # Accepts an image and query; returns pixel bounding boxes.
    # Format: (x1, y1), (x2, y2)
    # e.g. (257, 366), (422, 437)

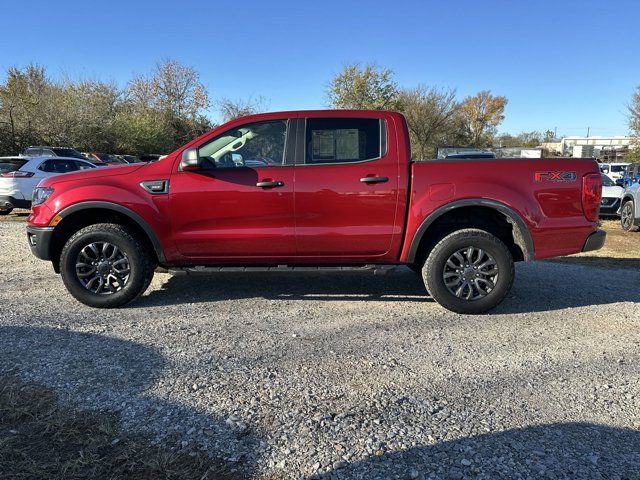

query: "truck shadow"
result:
(0, 325), (260, 478)
(308, 422), (640, 479)
(137, 262), (640, 314)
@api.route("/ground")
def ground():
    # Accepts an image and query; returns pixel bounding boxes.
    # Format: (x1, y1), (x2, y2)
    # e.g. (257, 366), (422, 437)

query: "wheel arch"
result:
(49, 201), (165, 272)
(406, 199), (535, 265)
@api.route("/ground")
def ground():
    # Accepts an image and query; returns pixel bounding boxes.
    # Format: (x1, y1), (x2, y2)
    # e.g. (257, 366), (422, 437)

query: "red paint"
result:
(28, 110), (602, 266)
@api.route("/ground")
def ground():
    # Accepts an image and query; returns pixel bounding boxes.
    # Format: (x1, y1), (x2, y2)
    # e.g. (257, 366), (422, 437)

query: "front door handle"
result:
(360, 176), (389, 184)
(256, 180), (284, 188)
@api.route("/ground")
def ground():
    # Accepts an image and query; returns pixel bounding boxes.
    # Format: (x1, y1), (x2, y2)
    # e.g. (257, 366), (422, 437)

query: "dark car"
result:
(22, 146), (87, 160)
(445, 152), (496, 159)
(85, 153), (128, 166)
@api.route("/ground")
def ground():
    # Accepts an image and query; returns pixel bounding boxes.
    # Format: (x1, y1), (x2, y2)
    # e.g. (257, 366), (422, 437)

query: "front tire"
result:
(423, 229), (514, 314)
(620, 201), (638, 232)
(60, 223), (155, 308)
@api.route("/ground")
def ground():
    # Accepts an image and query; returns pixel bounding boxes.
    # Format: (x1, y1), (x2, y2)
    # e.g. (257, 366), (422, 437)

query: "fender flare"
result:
(58, 201), (166, 262)
(406, 198), (535, 262)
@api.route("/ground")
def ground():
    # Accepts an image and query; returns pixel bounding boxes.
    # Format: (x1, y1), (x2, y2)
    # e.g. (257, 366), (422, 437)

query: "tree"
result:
(0, 64), (49, 153)
(218, 96), (269, 122)
(459, 91), (508, 147)
(126, 59), (212, 149)
(327, 63), (400, 110)
(128, 59), (209, 119)
(398, 85), (460, 159)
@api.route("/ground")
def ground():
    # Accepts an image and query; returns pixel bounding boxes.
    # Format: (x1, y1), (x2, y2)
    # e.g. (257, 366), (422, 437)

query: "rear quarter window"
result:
(0, 159), (27, 173)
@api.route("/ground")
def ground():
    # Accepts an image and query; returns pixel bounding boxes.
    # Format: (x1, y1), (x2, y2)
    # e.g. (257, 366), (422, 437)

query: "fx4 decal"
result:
(534, 171), (577, 182)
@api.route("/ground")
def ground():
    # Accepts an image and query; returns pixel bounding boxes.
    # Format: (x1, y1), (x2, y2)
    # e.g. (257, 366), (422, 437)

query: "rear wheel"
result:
(0, 208), (13, 215)
(620, 201), (638, 232)
(422, 228), (514, 314)
(60, 223), (155, 308)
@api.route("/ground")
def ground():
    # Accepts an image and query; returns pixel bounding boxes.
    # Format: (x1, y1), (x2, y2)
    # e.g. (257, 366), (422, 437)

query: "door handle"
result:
(360, 176), (389, 184)
(256, 180), (284, 188)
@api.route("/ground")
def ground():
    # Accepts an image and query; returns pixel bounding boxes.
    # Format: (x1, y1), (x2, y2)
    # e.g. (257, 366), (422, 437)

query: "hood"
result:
(602, 185), (624, 198)
(40, 163), (147, 187)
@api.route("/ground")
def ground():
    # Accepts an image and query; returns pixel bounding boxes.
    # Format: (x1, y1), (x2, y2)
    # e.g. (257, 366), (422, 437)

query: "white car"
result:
(0, 156), (96, 214)
(600, 174), (625, 216)
(599, 162), (630, 182)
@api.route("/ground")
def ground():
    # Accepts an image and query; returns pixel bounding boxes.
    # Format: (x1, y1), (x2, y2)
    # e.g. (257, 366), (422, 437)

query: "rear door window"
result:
(39, 159), (77, 173)
(305, 118), (385, 164)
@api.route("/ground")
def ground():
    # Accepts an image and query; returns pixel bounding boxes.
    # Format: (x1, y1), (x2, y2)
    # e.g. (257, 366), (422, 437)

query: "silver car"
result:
(0, 156), (95, 214)
(619, 182), (640, 231)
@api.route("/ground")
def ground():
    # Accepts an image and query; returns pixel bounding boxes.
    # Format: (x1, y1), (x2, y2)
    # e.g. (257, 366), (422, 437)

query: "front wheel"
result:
(422, 229), (514, 314)
(60, 223), (155, 308)
(620, 201), (638, 232)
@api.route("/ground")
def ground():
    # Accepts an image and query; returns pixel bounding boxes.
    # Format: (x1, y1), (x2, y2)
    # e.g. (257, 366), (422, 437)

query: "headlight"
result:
(32, 187), (54, 206)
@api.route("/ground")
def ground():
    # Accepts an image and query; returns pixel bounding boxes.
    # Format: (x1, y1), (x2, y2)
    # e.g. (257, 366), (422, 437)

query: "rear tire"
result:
(423, 228), (514, 314)
(60, 223), (155, 308)
(0, 208), (13, 215)
(620, 201), (638, 232)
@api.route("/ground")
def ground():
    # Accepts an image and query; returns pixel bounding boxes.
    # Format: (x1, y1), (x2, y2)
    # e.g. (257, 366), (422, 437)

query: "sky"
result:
(2, 0), (639, 136)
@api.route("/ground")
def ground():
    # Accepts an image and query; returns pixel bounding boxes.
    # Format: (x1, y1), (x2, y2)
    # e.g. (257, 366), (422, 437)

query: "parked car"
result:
(85, 153), (128, 166)
(599, 162), (630, 183)
(26, 110), (605, 314)
(619, 182), (640, 232)
(117, 155), (141, 164)
(619, 163), (640, 187)
(445, 152), (496, 159)
(22, 146), (87, 160)
(599, 174), (624, 216)
(0, 156), (95, 214)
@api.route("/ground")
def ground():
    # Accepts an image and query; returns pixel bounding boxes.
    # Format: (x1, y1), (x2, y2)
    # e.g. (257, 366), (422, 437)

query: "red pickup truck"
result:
(26, 110), (605, 314)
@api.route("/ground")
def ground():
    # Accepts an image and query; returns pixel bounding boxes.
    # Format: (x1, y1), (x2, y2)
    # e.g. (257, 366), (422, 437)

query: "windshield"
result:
(611, 165), (626, 173)
(601, 174), (615, 186)
(0, 159), (27, 173)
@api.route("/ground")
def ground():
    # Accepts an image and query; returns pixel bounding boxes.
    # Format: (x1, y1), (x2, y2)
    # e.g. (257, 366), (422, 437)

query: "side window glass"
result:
(305, 118), (384, 164)
(39, 160), (54, 172)
(198, 120), (288, 169)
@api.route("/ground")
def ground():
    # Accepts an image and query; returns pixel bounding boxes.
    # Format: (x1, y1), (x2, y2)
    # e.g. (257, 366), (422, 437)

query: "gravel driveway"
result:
(1, 221), (639, 479)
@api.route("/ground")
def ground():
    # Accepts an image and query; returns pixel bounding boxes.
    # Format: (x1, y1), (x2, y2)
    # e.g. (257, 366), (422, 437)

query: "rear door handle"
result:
(256, 180), (284, 188)
(360, 176), (389, 184)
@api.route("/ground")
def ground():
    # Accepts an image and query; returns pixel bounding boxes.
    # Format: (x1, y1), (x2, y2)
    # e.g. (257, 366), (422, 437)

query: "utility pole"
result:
(586, 126), (590, 137)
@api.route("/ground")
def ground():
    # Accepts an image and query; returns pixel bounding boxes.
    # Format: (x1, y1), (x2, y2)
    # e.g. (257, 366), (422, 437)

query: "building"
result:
(560, 135), (633, 158)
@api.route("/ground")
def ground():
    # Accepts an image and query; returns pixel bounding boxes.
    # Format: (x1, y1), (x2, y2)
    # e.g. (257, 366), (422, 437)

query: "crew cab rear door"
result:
(293, 115), (401, 259)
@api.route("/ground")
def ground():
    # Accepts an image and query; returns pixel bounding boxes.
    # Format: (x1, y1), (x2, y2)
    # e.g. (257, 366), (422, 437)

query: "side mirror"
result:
(180, 148), (202, 171)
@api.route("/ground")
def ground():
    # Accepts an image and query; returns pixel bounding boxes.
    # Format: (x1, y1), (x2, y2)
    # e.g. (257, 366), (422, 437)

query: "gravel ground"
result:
(1, 220), (639, 479)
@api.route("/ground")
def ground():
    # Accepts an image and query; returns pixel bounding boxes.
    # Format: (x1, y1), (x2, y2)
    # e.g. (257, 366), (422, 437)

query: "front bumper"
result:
(26, 225), (55, 261)
(582, 229), (606, 253)
(599, 197), (620, 215)
(0, 195), (31, 211)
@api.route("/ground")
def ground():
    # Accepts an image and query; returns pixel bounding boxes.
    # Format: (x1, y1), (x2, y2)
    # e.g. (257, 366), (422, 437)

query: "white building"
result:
(560, 135), (632, 157)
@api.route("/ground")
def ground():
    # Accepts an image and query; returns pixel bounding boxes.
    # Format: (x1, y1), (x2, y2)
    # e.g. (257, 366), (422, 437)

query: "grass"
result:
(0, 373), (243, 480)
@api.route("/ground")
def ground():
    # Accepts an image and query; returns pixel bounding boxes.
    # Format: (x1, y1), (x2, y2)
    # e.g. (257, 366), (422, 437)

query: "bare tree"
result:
(398, 86), (459, 159)
(128, 59), (209, 119)
(217, 96), (270, 122)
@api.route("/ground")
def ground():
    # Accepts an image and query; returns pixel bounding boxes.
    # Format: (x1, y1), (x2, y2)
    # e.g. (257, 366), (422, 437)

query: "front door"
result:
(293, 116), (400, 259)
(169, 119), (296, 259)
